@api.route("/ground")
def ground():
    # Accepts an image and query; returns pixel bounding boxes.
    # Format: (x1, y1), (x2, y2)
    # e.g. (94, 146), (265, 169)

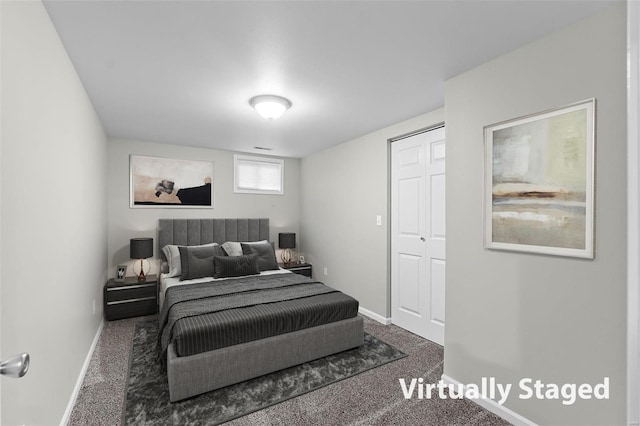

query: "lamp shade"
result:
(278, 233), (296, 249)
(130, 238), (153, 259)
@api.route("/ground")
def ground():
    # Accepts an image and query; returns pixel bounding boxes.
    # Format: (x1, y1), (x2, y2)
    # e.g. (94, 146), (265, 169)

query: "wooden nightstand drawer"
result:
(105, 282), (156, 303)
(105, 298), (157, 321)
(279, 263), (312, 277)
(104, 275), (158, 321)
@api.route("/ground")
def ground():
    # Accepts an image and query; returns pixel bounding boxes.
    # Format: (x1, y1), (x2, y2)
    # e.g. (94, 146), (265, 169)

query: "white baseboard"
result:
(60, 319), (104, 426)
(441, 374), (538, 426)
(358, 307), (392, 325)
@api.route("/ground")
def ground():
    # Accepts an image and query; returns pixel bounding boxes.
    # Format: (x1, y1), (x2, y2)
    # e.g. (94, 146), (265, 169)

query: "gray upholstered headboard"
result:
(158, 218), (270, 261)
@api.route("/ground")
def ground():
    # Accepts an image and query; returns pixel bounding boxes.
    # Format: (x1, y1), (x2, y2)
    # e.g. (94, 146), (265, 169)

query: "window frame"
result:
(233, 154), (285, 195)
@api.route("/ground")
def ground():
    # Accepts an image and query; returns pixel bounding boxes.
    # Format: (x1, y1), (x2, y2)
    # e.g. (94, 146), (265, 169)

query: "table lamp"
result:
(278, 233), (296, 266)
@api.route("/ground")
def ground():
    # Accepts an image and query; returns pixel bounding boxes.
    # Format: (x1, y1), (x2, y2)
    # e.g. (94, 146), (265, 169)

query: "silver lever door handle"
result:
(0, 353), (29, 378)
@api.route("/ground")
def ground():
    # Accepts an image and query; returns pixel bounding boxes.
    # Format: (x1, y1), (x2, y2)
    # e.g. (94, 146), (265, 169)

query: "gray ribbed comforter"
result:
(159, 273), (359, 357)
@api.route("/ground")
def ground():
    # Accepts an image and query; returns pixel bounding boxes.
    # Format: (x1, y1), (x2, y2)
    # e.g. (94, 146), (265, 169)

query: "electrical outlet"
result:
(324, 267), (328, 276)
(376, 215), (382, 226)
(93, 300), (96, 315)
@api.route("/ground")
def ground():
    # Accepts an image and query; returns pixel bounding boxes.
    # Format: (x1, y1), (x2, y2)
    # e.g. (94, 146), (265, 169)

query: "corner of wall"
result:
(299, 108), (444, 319)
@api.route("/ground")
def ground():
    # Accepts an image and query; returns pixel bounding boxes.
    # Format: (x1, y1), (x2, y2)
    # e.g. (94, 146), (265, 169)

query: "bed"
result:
(158, 218), (364, 402)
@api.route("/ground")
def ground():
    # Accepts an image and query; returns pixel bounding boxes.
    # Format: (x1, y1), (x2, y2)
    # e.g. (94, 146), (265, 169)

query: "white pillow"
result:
(222, 240), (269, 257)
(162, 242), (217, 278)
(221, 241), (243, 257)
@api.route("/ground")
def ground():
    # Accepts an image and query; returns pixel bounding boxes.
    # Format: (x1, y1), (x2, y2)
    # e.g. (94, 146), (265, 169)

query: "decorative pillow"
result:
(163, 242), (217, 278)
(222, 241), (243, 257)
(162, 244), (181, 277)
(179, 244), (226, 281)
(241, 241), (279, 271)
(214, 253), (260, 278)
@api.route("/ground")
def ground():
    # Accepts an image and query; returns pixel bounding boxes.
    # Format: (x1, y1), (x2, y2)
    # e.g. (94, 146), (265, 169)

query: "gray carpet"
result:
(124, 321), (407, 425)
(69, 315), (511, 425)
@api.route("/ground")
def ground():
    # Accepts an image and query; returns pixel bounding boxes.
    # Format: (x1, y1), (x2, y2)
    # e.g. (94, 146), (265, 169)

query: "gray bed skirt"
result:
(167, 316), (364, 402)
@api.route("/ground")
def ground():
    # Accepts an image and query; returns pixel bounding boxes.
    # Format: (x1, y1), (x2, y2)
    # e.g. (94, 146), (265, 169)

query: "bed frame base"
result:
(167, 315), (364, 402)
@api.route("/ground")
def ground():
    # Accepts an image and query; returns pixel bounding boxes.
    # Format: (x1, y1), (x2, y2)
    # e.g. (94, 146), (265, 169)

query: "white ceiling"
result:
(43, 0), (616, 158)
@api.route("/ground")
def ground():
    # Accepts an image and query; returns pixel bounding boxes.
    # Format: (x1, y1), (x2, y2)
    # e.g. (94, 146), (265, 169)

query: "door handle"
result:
(420, 237), (426, 242)
(0, 353), (29, 378)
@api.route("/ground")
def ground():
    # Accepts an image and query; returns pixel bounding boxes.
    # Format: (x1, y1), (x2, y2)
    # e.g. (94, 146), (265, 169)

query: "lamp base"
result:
(281, 249), (292, 266)
(136, 259), (147, 282)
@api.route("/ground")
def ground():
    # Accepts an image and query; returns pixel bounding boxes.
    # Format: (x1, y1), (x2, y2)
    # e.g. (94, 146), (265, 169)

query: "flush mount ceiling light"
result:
(249, 95), (292, 120)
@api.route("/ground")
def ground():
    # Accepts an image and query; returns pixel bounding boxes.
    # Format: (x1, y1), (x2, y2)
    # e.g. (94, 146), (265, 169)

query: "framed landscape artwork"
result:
(130, 155), (214, 208)
(484, 99), (595, 258)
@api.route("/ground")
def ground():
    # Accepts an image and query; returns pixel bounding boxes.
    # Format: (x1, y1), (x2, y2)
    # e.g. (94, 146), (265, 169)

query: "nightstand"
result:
(104, 275), (158, 321)
(279, 262), (312, 278)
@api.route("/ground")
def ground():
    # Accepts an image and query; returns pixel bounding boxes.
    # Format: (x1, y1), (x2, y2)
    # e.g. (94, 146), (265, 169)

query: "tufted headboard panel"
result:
(158, 218), (270, 261)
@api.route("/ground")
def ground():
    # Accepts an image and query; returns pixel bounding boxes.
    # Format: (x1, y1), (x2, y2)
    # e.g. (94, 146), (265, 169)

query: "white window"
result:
(234, 155), (284, 195)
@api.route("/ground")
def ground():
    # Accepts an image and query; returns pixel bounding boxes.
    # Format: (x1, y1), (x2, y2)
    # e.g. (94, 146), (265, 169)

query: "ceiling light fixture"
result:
(249, 95), (292, 120)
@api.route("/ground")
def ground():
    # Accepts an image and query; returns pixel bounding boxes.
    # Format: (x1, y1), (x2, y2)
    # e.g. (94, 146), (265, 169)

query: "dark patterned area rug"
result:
(123, 321), (406, 425)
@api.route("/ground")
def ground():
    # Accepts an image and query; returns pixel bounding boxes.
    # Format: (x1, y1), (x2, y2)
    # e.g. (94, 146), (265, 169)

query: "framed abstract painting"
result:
(484, 99), (595, 258)
(130, 155), (214, 208)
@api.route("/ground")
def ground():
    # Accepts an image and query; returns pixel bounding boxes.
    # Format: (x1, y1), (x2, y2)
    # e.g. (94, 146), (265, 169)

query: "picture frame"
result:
(130, 155), (214, 208)
(115, 264), (127, 282)
(483, 98), (595, 258)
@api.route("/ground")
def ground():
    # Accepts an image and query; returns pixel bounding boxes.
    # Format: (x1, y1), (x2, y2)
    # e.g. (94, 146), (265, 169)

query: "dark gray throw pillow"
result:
(179, 245), (226, 281)
(240, 241), (279, 271)
(214, 253), (260, 278)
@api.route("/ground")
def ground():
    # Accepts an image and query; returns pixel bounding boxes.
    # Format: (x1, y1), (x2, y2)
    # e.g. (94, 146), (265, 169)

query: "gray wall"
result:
(300, 109), (444, 318)
(444, 4), (627, 425)
(107, 138), (301, 277)
(1, 1), (108, 424)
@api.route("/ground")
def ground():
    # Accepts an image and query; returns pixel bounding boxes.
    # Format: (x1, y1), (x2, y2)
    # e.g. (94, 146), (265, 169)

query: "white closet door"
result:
(391, 126), (446, 345)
